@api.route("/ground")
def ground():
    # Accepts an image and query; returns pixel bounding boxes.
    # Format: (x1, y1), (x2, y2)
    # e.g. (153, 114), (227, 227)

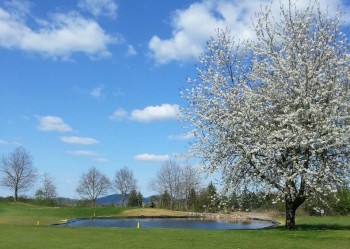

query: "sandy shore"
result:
(195, 212), (274, 222)
(122, 208), (278, 225)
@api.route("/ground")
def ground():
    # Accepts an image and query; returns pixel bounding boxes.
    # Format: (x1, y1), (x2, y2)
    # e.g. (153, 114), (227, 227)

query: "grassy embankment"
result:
(0, 202), (349, 249)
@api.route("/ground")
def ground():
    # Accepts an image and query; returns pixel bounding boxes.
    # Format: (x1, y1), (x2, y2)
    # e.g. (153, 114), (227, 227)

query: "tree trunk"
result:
(285, 200), (297, 230)
(121, 193), (125, 207)
(14, 186), (18, 202)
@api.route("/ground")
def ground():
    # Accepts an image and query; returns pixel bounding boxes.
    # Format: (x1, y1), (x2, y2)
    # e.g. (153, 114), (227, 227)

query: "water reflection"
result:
(66, 217), (273, 230)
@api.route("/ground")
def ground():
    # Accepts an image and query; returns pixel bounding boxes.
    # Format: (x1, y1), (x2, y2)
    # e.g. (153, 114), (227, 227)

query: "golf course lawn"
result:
(0, 202), (349, 249)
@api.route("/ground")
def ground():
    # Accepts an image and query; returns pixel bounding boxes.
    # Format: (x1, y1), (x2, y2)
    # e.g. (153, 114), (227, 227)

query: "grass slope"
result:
(0, 202), (124, 225)
(0, 202), (349, 249)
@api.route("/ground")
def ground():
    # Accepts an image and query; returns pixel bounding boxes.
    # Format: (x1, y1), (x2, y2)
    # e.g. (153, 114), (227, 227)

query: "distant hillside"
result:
(96, 194), (152, 206)
(96, 194), (125, 205)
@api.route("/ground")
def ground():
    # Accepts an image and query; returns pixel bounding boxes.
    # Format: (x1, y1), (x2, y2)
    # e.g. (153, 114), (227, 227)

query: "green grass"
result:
(0, 202), (349, 249)
(0, 202), (124, 225)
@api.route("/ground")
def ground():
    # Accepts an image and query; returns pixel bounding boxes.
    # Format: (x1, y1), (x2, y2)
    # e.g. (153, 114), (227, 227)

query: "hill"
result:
(96, 194), (125, 205)
(96, 194), (153, 206)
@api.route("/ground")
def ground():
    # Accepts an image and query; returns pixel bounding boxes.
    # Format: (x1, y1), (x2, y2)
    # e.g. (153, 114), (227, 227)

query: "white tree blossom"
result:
(182, 1), (350, 229)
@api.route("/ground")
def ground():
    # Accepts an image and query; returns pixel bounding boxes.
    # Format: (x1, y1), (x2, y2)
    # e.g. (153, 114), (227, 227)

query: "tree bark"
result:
(14, 186), (18, 202)
(121, 193), (126, 207)
(285, 194), (305, 230)
(285, 199), (297, 230)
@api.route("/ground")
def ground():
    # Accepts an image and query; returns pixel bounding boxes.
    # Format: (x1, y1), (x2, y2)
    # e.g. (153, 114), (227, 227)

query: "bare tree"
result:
(149, 160), (182, 209)
(76, 167), (111, 206)
(114, 167), (136, 207)
(182, 1), (350, 229)
(181, 164), (201, 210)
(35, 173), (57, 201)
(0, 147), (37, 201)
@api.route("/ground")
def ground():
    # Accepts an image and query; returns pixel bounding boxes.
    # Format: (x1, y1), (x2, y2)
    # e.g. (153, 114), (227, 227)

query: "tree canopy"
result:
(182, 1), (350, 229)
(114, 167), (137, 207)
(1, 147), (37, 201)
(76, 167), (111, 206)
(35, 173), (57, 203)
(149, 160), (201, 210)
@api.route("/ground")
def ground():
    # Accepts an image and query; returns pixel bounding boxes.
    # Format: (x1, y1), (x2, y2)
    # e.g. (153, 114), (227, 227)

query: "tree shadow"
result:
(271, 224), (350, 231)
(295, 224), (350, 231)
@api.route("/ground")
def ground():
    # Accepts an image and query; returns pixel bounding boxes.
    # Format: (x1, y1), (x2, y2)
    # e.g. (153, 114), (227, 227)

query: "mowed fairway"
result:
(0, 202), (349, 249)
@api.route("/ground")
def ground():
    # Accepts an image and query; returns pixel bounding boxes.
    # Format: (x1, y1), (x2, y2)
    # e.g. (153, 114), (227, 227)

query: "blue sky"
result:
(1, 0), (349, 199)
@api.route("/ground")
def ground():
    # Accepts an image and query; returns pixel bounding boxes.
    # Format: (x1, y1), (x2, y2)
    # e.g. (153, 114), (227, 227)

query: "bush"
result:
(0, 196), (15, 202)
(303, 187), (350, 216)
(333, 188), (350, 215)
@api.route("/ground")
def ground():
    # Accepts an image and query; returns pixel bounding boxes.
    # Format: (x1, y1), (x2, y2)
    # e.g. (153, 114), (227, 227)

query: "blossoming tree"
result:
(182, 1), (350, 229)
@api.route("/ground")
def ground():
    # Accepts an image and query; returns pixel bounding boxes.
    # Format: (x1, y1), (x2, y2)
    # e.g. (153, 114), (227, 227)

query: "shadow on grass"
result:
(271, 224), (350, 231)
(296, 224), (350, 231)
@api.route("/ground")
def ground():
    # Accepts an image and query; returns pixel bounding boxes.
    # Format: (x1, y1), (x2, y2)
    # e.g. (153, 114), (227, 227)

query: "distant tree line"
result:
(0, 147), (138, 207)
(146, 160), (350, 215)
(127, 189), (143, 207)
(1, 147), (349, 216)
(148, 160), (202, 210)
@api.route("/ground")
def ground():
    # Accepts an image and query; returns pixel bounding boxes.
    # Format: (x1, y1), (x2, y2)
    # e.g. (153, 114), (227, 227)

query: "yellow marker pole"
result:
(137, 222), (140, 229)
(36, 220), (40, 226)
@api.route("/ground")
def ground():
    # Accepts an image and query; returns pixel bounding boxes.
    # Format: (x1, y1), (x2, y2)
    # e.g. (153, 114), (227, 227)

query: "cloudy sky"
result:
(1, 0), (349, 198)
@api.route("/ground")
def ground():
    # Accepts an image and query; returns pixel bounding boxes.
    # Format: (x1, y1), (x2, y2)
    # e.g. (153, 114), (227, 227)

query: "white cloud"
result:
(168, 132), (195, 140)
(90, 85), (104, 99)
(149, 1), (226, 64)
(60, 136), (99, 145)
(134, 153), (170, 162)
(37, 116), (72, 133)
(95, 157), (108, 162)
(78, 0), (118, 19)
(3, 0), (30, 20)
(67, 150), (108, 162)
(109, 108), (128, 121)
(0, 5), (115, 58)
(148, 0), (350, 64)
(126, 44), (137, 56)
(113, 88), (124, 97)
(130, 104), (180, 123)
(0, 139), (8, 145)
(67, 150), (98, 156)
(110, 104), (180, 123)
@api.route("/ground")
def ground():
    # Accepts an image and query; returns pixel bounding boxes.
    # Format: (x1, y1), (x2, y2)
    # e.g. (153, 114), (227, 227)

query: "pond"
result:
(65, 217), (274, 230)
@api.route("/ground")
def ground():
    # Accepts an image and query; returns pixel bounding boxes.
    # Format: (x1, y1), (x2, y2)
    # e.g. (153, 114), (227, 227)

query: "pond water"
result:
(65, 217), (273, 230)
